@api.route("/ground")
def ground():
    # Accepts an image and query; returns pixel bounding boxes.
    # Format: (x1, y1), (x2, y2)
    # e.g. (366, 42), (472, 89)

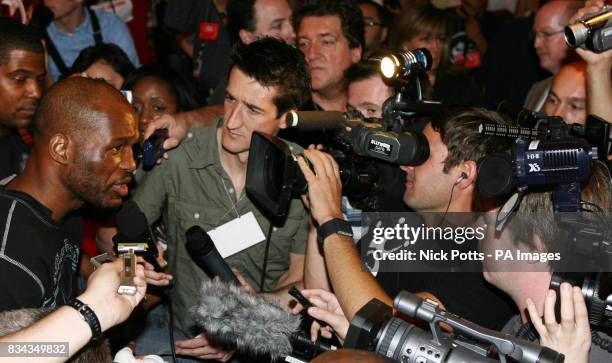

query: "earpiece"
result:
(455, 172), (468, 185)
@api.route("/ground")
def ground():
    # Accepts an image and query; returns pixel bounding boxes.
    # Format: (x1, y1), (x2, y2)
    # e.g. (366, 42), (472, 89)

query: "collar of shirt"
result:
(48, 7), (90, 36)
(184, 117), (223, 170)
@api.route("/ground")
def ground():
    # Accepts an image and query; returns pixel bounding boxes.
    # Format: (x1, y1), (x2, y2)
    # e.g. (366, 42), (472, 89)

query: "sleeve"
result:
(102, 11), (141, 67)
(131, 163), (169, 226)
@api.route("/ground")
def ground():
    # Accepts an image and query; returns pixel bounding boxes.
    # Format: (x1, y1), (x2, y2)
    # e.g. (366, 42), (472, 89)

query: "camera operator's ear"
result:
(531, 233), (549, 254)
(455, 161), (477, 188)
(49, 133), (71, 165)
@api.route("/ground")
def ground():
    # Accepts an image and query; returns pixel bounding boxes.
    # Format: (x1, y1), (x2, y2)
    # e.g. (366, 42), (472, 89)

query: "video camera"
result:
(476, 105), (612, 345)
(345, 291), (563, 363)
(245, 49), (442, 223)
(565, 5), (612, 52)
(245, 116), (429, 225)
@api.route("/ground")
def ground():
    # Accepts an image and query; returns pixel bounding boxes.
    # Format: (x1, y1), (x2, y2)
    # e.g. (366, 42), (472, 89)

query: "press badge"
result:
(208, 212), (266, 258)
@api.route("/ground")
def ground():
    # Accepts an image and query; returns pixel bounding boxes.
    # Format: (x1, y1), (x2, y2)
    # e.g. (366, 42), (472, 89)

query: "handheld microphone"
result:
(185, 226), (240, 286)
(193, 281), (302, 359)
(113, 200), (160, 269)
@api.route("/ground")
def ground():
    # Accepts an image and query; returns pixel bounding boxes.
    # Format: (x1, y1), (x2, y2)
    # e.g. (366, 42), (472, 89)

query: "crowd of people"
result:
(0, 0), (611, 362)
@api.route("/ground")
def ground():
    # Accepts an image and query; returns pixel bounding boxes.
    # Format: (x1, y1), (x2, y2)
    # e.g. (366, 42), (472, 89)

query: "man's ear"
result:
(456, 160), (478, 188)
(48, 133), (71, 165)
(532, 233), (549, 253)
(350, 45), (362, 64)
(239, 29), (256, 45)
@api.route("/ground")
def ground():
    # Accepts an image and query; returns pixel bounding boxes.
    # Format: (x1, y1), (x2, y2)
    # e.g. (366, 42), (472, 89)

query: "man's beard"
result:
(64, 155), (115, 210)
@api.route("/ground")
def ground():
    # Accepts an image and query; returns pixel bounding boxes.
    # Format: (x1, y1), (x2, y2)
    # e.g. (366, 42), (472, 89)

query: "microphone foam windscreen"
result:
(115, 200), (149, 239)
(193, 281), (301, 359)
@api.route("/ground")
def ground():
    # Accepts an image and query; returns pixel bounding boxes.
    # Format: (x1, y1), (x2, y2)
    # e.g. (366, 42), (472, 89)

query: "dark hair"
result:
(431, 107), (512, 173)
(345, 58), (383, 86)
(70, 43), (136, 82)
(293, 0), (365, 50)
(230, 37), (311, 118)
(0, 17), (44, 65)
(227, 0), (257, 45)
(357, 0), (392, 28)
(124, 64), (200, 112)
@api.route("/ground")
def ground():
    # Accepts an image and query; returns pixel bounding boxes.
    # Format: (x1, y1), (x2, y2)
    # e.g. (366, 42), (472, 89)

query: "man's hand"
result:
(526, 283), (591, 363)
(291, 289), (349, 344)
(175, 334), (234, 361)
(142, 114), (190, 162)
(136, 256), (173, 286)
(296, 147), (344, 226)
(78, 259), (147, 331)
(570, 0), (612, 64)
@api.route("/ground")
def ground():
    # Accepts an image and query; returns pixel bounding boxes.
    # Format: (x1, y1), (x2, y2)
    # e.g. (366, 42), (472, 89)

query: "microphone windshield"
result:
(115, 200), (149, 238)
(194, 281), (301, 359)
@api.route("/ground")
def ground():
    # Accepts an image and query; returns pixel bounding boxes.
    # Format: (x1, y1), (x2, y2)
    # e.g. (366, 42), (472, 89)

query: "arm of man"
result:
(0, 260), (146, 363)
(142, 106), (224, 154)
(304, 220), (332, 291)
(296, 148), (393, 321)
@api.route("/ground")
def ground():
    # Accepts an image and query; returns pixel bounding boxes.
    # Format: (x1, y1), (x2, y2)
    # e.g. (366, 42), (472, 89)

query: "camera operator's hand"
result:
(291, 289), (349, 344)
(570, 0), (612, 63)
(78, 258), (147, 331)
(297, 147), (343, 225)
(175, 333), (234, 361)
(142, 114), (190, 162)
(526, 282), (591, 363)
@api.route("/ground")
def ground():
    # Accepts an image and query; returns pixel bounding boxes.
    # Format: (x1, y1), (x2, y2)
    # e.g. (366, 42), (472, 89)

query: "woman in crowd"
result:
(124, 64), (199, 144)
(388, 4), (484, 106)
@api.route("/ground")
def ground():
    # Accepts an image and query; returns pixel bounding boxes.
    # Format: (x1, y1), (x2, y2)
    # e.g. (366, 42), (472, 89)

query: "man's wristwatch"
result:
(317, 218), (353, 249)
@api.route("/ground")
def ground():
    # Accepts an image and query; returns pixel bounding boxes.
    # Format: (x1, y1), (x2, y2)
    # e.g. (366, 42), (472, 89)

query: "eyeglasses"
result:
(364, 18), (383, 27)
(530, 29), (564, 41)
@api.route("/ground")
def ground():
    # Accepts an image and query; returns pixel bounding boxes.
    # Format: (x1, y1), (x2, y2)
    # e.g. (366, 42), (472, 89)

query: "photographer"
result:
(0, 258), (147, 363)
(481, 161), (612, 362)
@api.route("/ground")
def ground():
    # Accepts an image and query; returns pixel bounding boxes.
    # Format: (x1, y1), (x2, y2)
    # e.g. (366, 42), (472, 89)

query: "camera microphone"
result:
(185, 226), (240, 286)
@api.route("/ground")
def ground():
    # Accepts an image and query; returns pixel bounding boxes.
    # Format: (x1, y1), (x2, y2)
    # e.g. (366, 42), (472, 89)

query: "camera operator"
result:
(302, 108), (517, 329)
(481, 161), (612, 363)
(570, 0), (612, 123)
(0, 258), (147, 363)
(542, 61), (588, 125)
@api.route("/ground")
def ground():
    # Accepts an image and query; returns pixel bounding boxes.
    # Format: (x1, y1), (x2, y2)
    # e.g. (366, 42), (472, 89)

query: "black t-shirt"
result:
(377, 271), (516, 330)
(0, 132), (29, 182)
(0, 188), (82, 311)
